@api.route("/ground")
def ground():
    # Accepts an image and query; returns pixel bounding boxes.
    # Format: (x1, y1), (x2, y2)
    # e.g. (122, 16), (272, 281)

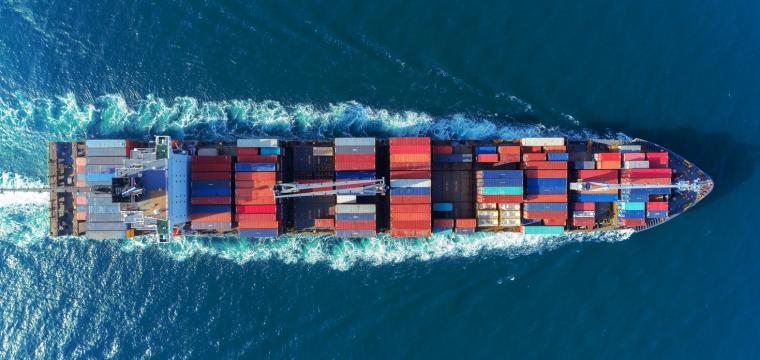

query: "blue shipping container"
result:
(191, 180), (231, 189)
(525, 178), (567, 187)
(191, 188), (232, 197)
(622, 188), (671, 196)
(239, 229), (279, 238)
(524, 203), (567, 211)
(235, 163), (276, 172)
(574, 193), (619, 202)
(646, 210), (668, 218)
(525, 186), (567, 195)
(335, 230), (377, 238)
(480, 178), (523, 187)
(335, 171), (376, 180)
(433, 228), (454, 234)
(547, 152), (569, 161)
(259, 147), (281, 155)
(390, 187), (432, 196)
(432, 203), (454, 212)
(336, 213), (376, 221)
(618, 210), (645, 218)
(432, 154), (473, 163)
(191, 205), (231, 213)
(455, 228), (475, 234)
(475, 146), (497, 154)
(478, 170), (523, 179)
(85, 173), (115, 182)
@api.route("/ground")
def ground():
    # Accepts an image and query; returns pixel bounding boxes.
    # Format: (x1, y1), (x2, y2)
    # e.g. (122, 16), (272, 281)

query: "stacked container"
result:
(617, 201), (646, 227)
(646, 152), (669, 168)
(646, 201), (669, 218)
(191, 155), (233, 232)
(333, 138), (376, 196)
(519, 138), (569, 231)
(389, 137), (432, 237)
(619, 168), (672, 202)
(84, 140), (129, 239)
(573, 169), (620, 202)
(594, 152), (622, 170)
(454, 218), (476, 234)
(497, 145), (521, 163)
(475, 145), (498, 163)
(475, 170), (523, 228)
(622, 152), (649, 169)
(498, 203), (521, 227)
(335, 204), (376, 237)
(572, 202), (596, 227)
(235, 139), (280, 237)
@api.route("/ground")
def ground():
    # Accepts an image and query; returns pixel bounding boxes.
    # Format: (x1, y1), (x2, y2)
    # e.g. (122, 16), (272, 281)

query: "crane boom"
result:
(274, 178), (387, 198)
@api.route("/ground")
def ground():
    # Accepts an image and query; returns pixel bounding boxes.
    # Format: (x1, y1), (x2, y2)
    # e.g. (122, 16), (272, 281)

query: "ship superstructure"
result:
(31, 136), (712, 241)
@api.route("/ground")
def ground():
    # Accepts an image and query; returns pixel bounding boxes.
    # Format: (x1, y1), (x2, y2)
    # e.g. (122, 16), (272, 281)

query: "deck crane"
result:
(273, 178), (388, 199)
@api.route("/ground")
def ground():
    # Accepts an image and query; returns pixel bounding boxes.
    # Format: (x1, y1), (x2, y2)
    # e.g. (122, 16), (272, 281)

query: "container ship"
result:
(30, 136), (712, 241)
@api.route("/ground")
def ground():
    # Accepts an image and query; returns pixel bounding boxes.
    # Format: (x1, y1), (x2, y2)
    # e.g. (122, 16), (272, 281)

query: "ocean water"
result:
(1, 0), (759, 358)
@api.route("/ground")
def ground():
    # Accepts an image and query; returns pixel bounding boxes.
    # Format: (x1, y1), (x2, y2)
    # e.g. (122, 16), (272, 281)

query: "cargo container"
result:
(240, 229), (279, 238)
(235, 163), (277, 172)
(522, 226), (565, 234)
(547, 152), (569, 161)
(522, 161), (568, 170)
(237, 139), (278, 148)
(572, 217), (595, 227)
(521, 138), (565, 147)
(523, 194), (568, 203)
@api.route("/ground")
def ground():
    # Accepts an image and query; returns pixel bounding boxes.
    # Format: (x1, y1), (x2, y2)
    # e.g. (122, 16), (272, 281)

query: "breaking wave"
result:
(0, 92), (632, 269)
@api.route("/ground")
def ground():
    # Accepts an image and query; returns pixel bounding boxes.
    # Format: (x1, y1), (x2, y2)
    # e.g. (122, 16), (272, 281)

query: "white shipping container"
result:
(476, 203), (498, 210)
(618, 145), (642, 151)
(87, 222), (126, 231)
(86, 139), (126, 148)
(500, 210), (521, 218)
(335, 204), (376, 214)
(237, 138), (278, 148)
(573, 211), (595, 218)
(498, 203), (520, 211)
(390, 179), (432, 188)
(336, 195), (357, 204)
(623, 160), (650, 169)
(478, 218), (499, 227)
(499, 218), (521, 227)
(520, 137), (565, 146)
(86, 147), (127, 157)
(86, 230), (125, 240)
(313, 147), (334, 156)
(477, 210), (499, 219)
(197, 148), (219, 156)
(334, 137), (375, 146)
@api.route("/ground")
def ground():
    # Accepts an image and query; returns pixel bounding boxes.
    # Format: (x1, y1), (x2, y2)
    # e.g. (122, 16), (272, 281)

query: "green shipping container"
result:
(478, 186), (523, 195)
(522, 226), (565, 235)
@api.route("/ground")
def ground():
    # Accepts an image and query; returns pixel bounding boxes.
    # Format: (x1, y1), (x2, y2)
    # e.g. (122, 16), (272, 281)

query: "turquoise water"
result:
(1, 0), (759, 358)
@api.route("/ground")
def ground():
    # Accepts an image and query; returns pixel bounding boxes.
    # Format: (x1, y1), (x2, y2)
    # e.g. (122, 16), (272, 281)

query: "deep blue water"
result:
(1, 0), (760, 358)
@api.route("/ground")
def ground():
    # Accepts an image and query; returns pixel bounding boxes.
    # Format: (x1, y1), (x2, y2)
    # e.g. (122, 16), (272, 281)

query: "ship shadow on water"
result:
(585, 123), (758, 205)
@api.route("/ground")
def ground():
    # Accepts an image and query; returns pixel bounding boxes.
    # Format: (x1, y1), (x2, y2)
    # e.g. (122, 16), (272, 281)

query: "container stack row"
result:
(519, 138), (568, 233)
(617, 201), (646, 227)
(235, 139), (280, 237)
(475, 170), (523, 228)
(334, 137), (376, 198)
(335, 204), (376, 238)
(83, 140), (130, 239)
(389, 137), (432, 237)
(293, 144), (335, 231)
(619, 168), (672, 202)
(573, 169), (620, 202)
(571, 202), (596, 227)
(191, 155), (232, 232)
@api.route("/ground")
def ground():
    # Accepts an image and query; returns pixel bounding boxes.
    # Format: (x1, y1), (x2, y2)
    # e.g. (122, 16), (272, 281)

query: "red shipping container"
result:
(237, 148), (259, 156)
(192, 155), (232, 163)
(646, 202), (668, 211)
(572, 217), (595, 227)
(522, 161), (568, 170)
(236, 213), (277, 222)
(391, 204), (430, 213)
(191, 172), (232, 180)
(499, 154), (521, 163)
(235, 172), (277, 181)
(192, 163), (232, 172)
(526, 169), (568, 178)
(390, 212), (431, 221)
(390, 229), (432, 237)
(389, 154), (431, 163)
(623, 153), (646, 161)
(389, 137), (431, 146)
(390, 162), (432, 171)
(433, 219), (455, 228)
(191, 196), (232, 205)
(236, 205), (277, 214)
(522, 211), (567, 220)
(336, 220), (376, 230)
(335, 161), (375, 171)
(235, 197), (276, 205)
(389, 145), (430, 154)
(390, 220), (431, 229)
(573, 202), (596, 211)
(543, 218), (567, 226)
(455, 218), (477, 228)
(498, 146), (520, 155)
(523, 194), (568, 202)
(596, 161), (621, 170)
(646, 152), (669, 168)
(477, 154), (499, 163)
(191, 212), (233, 222)
(595, 153), (622, 161)
(235, 180), (276, 189)
(314, 218), (335, 228)
(237, 155), (278, 163)
(620, 218), (646, 227)
(522, 153), (547, 161)
(576, 169), (619, 181)
(620, 177), (671, 185)
(432, 145), (454, 154)
(522, 146), (543, 153)
(390, 195), (432, 204)
(238, 219), (279, 229)
(476, 195), (523, 203)
(543, 145), (567, 152)
(236, 189), (275, 199)
(621, 168), (672, 178)
(335, 154), (375, 163)
(390, 170), (432, 179)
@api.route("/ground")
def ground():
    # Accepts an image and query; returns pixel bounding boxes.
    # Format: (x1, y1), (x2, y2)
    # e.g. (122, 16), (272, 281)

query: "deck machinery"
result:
(20, 136), (713, 241)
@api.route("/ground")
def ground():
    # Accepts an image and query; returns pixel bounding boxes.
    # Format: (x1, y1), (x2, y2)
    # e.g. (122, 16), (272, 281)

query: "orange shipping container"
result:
(390, 229), (432, 237)
(191, 212), (233, 222)
(498, 146), (521, 154)
(235, 172), (277, 181)
(523, 194), (568, 202)
(522, 161), (568, 170)
(390, 204), (430, 213)
(75, 157), (87, 166)
(526, 169), (569, 178)
(236, 214), (277, 222)
(543, 145), (567, 152)
(314, 218), (335, 228)
(238, 220), (279, 229)
(235, 198), (276, 205)
(596, 161), (621, 170)
(390, 212), (431, 221)
(389, 162), (431, 171)
(389, 137), (431, 146)
(390, 170), (432, 179)
(390, 154), (431, 163)
(390, 195), (432, 204)
(75, 211), (87, 221)
(477, 154), (499, 163)
(389, 145), (430, 154)
(455, 218), (477, 228)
